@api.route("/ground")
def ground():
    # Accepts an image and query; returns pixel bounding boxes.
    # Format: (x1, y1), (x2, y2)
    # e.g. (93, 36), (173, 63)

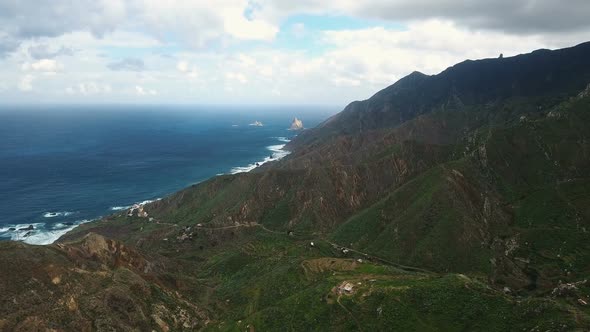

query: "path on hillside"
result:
(319, 238), (435, 274)
(216, 223), (435, 274)
(155, 220), (435, 274)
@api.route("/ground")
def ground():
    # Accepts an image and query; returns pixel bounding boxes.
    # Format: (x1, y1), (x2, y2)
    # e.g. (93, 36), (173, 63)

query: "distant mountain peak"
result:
(408, 70), (426, 77)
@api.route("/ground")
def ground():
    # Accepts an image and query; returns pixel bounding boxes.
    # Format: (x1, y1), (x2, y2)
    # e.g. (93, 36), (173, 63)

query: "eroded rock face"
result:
(0, 235), (208, 331)
(289, 117), (303, 130)
(62, 232), (155, 273)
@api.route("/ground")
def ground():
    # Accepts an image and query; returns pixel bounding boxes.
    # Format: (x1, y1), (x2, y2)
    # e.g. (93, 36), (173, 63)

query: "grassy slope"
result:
(188, 229), (583, 331)
(331, 97), (590, 290)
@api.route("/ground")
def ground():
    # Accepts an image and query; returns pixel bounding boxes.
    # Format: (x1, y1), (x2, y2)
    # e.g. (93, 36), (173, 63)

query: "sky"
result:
(1, 0), (589, 106)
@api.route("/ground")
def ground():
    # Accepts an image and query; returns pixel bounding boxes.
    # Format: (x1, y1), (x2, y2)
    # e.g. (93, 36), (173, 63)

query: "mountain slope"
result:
(1, 42), (590, 331)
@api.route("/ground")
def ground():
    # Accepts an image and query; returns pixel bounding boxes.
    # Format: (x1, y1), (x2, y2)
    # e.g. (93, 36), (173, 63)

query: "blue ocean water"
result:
(0, 105), (334, 244)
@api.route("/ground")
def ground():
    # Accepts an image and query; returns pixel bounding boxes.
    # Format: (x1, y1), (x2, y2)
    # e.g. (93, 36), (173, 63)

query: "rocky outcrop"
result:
(0, 234), (208, 331)
(65, 232), (155, 273)
(289, 117), (303, 130)
(128, 203), (149, 218)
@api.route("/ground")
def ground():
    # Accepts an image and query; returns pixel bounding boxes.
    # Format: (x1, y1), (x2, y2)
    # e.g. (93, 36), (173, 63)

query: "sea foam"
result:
(43, 211), (75, 218)
(0, 221), (92, 246)
(110, 206), (131, 211)
(274, 137), (291, 143)
(230, 137), (291, 174)
(109, 198), (159, 212)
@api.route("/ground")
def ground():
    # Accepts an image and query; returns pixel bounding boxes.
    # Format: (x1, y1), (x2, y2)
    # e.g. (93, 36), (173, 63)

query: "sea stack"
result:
(289, 117), (303, 130)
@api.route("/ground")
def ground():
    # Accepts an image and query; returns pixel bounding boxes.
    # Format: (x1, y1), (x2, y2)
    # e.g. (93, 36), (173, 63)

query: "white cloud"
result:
(0, 0), (281, 57)
(126, 0), (279, 48)
(66, 82), (112, 95)
(176, 61), (189, 72)
(176, 60), (199, 79)
(314, 20), (568, 88)
(18, 74), (34, 91)
(22, 59), (63, 73)
(28, 44), (74, 59)
(135, 85), (157, 95)
(221, 7), (278, 41)
(225, 72), (248, 84)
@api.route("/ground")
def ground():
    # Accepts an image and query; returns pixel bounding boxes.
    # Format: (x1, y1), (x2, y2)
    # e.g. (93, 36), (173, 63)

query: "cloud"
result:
(221, 6), (278, 41)
(135, 85), (157, 95)
(0, 32), (21, 57)
(176, 60), (199, 78)
(18, 74), (34, 91)
(22, 59), (63, 73)
(66, 82), (112, 95)
(225, 72), (248, 84)
(0, 0), (126, 55)
(257, 0), (590, 35)
(28, 44), (74, 59)
(107, 58), (145, 71)
(176, 61), (189, 72)
(302, 19), (555, 89)
(354, 0), (590, 34)
(0, 0), (279, 56)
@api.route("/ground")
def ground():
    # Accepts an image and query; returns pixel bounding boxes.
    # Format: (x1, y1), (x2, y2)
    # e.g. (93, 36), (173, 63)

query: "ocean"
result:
(0, 105), (335, 245)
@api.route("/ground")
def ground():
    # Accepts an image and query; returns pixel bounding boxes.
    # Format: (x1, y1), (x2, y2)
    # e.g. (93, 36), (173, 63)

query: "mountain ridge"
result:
(289, 41), (590, 151)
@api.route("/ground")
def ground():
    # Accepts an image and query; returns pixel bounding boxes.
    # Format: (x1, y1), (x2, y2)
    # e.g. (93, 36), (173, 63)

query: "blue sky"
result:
(0, 1), (589, 105)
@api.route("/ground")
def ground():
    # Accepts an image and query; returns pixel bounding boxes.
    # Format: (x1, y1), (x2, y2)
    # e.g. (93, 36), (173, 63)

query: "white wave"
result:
(109, 198), (160, 212)
(230, 164), (258, 174)
(110, 205), (131, 211)
(43, 211), (75, 218)
(273, 137), (291, 143)
(230, 142), (291, 174)
(137, 199), (159, 206)
(0, 226), (14, 233)
(51, 222), (76, 229)
(6, 220), (91, 245)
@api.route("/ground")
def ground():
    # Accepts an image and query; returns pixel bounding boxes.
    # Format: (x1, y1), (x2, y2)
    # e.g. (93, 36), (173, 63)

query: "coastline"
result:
(0, 136), (292, 246)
